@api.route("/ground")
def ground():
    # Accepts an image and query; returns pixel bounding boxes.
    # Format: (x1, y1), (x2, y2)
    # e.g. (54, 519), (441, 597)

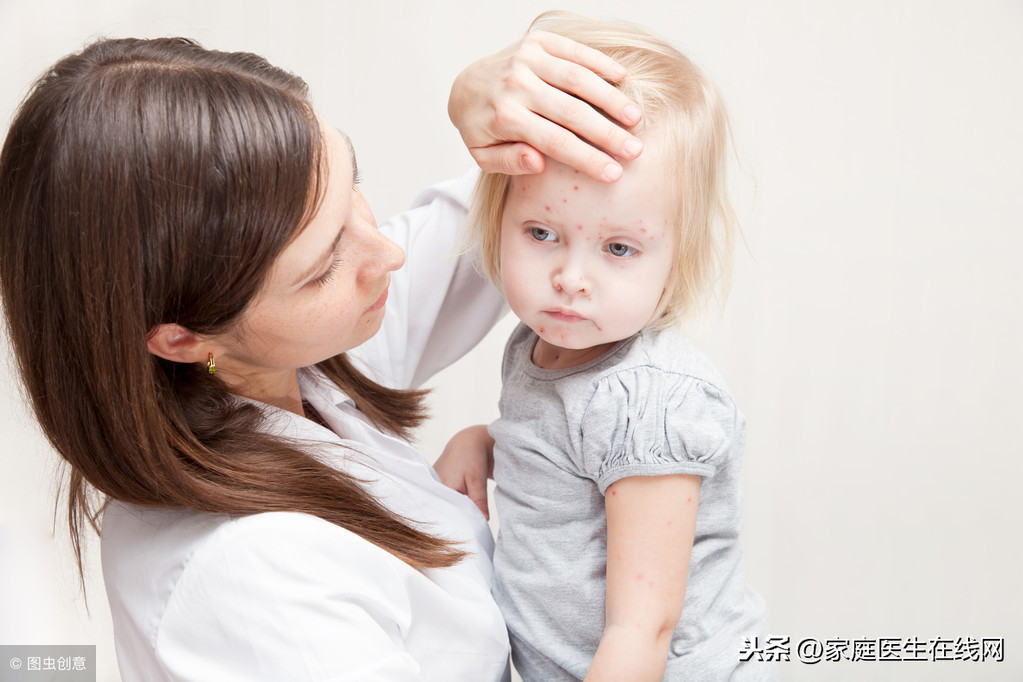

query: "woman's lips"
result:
(367, 289), (388, 312)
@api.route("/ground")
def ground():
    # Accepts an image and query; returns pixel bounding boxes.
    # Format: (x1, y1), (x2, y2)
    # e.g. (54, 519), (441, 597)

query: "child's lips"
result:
(544, 308), (586, 322)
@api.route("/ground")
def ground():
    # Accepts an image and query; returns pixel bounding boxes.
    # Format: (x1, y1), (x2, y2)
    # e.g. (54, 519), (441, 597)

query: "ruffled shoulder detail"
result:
(579, 365), (744, 494)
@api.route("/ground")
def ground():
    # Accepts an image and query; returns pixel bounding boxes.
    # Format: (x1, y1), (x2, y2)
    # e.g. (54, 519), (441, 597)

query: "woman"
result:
(0, 33), (642, 680)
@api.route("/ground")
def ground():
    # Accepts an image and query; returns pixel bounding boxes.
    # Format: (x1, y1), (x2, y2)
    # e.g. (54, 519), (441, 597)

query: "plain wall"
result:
(1, 1), (1021, 680)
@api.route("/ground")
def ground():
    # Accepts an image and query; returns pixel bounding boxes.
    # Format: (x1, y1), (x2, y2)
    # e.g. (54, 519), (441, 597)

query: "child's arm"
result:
(433, 424), (495, 520)
(585, 474), (702, 682)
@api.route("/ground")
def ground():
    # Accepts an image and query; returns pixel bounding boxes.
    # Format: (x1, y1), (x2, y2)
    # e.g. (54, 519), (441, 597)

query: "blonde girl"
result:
(436, 12), (772, 681)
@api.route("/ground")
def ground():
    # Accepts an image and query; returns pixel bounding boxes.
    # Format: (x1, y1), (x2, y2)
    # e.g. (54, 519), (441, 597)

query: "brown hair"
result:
(469, 11), (736, 327)
(0, 37), (463, 575)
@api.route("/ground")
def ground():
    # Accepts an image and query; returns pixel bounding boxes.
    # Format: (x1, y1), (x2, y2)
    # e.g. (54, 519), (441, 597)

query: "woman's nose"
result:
(364, 229), (405, 279)
(356, 215), (405, 282)
(377, 229), (405, 272)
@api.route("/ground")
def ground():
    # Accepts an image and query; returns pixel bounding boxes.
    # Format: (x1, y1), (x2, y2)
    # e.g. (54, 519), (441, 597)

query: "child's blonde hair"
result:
(468, 11), (736, 327)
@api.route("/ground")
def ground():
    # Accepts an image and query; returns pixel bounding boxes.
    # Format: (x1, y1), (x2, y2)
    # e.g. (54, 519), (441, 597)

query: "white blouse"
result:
(101, 172), (512, 681)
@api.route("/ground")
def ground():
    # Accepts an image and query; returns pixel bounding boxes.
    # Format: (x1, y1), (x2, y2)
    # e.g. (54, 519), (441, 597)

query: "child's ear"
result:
(146, 323), (210, 364)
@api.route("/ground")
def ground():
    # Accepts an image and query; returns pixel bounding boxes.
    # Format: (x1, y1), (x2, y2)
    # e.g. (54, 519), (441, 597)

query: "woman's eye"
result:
(606, 242), (637, 258)
(313, 251), (343, 288)
(528, 227), (557, 242)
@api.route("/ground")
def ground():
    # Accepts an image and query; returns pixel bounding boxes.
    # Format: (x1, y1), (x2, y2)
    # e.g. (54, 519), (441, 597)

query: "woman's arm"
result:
(448, 29), (643, 182)
(151, 513), (425, 681)
(585, 474), (702, 682)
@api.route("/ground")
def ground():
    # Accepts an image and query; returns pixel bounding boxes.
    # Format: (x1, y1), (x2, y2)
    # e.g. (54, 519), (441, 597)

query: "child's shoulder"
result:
(611, 326), (733, 398)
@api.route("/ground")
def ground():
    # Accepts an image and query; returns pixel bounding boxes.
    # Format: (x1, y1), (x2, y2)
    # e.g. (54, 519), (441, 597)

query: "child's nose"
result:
(552, 258), (590, 296)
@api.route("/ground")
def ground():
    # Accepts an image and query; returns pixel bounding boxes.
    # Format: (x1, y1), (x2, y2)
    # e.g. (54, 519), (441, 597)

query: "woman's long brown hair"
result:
(0, 37), (464, 575)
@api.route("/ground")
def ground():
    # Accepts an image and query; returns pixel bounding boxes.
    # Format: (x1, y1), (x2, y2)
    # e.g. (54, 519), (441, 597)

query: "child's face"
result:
(499, 150), (675, 356)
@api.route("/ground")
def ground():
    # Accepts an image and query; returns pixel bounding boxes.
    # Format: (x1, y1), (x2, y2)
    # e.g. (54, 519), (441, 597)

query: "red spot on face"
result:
(562, 198), (567, 203)
(640, 227), (647, 233)
(687, 497), (693, 503)
(577, 224), (583, 230)
(610, 489), (617, 496)
(573, 185), (579, 190)
(539, 327), (546, 334)
(545, 205), (551, 212)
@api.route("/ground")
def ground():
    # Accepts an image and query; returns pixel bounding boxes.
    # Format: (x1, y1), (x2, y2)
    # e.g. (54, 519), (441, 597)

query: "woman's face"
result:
(215, 121), (404, 388)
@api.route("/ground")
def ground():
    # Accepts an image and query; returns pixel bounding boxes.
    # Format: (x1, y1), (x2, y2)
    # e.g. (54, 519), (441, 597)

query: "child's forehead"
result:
(505, 157), (675, 235)
(511, 152), (670, 206)
(511, 160), (585, 190)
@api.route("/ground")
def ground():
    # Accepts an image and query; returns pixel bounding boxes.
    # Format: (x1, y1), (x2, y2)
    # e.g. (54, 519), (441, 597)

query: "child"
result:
(435, 11), (772, 682)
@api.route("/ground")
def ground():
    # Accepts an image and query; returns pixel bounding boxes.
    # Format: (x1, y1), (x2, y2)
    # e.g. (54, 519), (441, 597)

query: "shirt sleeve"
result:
(153, 513), (421, 681)
(578, 367), (743, 495)
(349, 170), (507, 390)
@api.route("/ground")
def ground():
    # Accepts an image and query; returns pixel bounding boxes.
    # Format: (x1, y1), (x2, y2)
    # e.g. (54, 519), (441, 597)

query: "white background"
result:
(1, 1), (1021, 680)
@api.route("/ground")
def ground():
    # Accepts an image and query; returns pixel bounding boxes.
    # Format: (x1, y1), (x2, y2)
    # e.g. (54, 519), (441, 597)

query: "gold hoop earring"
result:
(207, 353), (217, 375)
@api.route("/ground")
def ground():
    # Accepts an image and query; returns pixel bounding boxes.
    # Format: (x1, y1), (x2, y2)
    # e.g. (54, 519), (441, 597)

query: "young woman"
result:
(0, 32), (643, 681)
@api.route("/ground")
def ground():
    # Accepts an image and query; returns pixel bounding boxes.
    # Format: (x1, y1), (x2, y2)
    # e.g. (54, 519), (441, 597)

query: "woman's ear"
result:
(146, 323), (209, 364)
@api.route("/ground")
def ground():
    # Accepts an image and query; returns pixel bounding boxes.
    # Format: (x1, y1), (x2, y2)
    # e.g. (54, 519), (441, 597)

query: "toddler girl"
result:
(437, 12), (772, 681)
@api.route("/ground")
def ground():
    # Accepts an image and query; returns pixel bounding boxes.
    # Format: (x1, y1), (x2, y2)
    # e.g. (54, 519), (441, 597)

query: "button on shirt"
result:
(101, 172), (512, 681)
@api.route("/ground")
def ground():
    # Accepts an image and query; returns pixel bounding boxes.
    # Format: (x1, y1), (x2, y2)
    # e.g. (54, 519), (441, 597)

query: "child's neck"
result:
(531, 338), (617, 370)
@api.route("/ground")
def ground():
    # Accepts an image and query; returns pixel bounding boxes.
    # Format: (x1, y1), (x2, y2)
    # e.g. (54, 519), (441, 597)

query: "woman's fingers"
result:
(449, 31), (645, 183)
(469, 113), (626, 182)
(504, 32), (644, 179)
(469, 141), (547, 176)
(526, 31), (641, 129)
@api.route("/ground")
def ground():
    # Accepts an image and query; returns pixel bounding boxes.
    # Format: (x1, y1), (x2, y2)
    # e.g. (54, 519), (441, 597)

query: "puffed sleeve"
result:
(579, 367), (743, 495)
(153, 513), (421, 681)
(350, 171), (507, 390)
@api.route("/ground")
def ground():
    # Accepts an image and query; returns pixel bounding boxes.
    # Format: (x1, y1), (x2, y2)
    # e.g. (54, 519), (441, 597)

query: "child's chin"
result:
(534, 330), (595, 351)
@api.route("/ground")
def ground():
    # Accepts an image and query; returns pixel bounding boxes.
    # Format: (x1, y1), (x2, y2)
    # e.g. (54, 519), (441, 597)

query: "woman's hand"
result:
(434, 425), (496, 520)
(448, 30), (644, 183)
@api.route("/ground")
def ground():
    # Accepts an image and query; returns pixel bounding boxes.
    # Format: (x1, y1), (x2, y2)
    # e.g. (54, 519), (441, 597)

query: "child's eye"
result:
(606, 242), (637, 258)
(528, 227), (557, 242)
